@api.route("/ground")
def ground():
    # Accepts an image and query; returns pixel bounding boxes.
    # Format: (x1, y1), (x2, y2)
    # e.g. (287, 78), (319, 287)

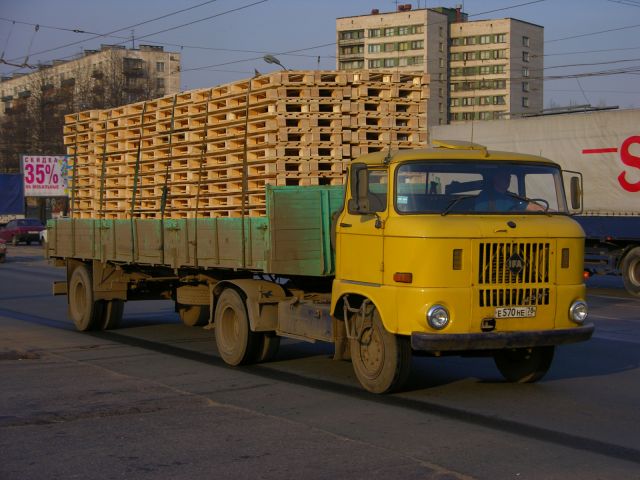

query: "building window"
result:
(340, 60), (364, 70)
(496, 33), (506, 43)
(439, 42), (444, 53)
(156, 62), (165, 72)
(157, 78), (165, 89)
(522, 67), (529, 77)
(368, 59), (383, 68)
(369, 28), (381, 38)
(522, 81), (530, 92)
(342, 45), (364, 55)
(522, 97), (529, 108)
(340, 30), (364, 40)
(384, 27), (395, 37)
(479, 35), (491, 44)
(439, 58), (445, 68)
(368, 44), (381, 53)
(523, 36), (530, 47)
(522, 51), (529, 62)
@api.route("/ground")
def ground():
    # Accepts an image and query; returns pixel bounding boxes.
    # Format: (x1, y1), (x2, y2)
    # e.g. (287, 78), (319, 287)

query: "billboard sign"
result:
(22, 155), (71, 197)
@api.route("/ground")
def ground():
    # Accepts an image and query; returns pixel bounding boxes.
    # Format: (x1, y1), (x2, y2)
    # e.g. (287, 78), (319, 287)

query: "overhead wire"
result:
(2, 0), (228, 64)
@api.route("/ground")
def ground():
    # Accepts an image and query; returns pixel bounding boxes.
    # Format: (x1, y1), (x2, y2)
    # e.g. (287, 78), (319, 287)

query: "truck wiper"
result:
(441, 195), (475, 216)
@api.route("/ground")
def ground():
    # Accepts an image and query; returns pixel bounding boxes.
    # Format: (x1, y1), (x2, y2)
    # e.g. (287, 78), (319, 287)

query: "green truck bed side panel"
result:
(47, 218), (94, 259)
(266, 185), (344, 276)
(48, 186), (343, 276)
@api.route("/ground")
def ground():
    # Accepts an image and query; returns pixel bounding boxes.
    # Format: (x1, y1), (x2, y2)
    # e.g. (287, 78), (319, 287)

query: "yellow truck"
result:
(47, 140), (593, 393)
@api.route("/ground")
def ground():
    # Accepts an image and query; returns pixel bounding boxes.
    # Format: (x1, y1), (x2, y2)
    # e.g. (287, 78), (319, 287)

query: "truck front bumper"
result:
(411, 323), (594, 352)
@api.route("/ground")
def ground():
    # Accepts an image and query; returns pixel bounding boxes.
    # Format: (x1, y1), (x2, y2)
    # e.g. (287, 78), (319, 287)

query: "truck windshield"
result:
(395, 161), (569, 215)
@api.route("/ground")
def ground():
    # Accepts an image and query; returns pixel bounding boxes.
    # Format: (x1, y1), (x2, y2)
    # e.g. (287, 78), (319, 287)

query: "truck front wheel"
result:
(621, 247), (640, 297)
(214, 288), (261, 366)
(493, 346), (554, 383)
(350, 309), (411, 394)
(68, 265), (103, 331)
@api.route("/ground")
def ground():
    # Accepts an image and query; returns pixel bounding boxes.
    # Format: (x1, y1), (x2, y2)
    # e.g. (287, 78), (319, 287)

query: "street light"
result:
(263, 54), (288, 71)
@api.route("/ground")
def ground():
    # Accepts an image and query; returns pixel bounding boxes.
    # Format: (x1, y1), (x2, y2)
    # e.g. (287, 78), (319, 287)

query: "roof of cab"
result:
(354, 139), (557, 166)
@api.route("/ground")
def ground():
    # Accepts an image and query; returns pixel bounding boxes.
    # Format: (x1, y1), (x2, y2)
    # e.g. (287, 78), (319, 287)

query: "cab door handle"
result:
(340, 223), (352, 228)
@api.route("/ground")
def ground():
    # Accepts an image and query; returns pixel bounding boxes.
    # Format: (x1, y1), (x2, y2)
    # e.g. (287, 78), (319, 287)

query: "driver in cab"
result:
(475, 170), (545, 212)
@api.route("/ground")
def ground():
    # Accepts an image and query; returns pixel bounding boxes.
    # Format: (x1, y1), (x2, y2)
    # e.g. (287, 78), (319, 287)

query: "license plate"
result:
(28, 231), (38, 234)
(494, 306), (537, 318)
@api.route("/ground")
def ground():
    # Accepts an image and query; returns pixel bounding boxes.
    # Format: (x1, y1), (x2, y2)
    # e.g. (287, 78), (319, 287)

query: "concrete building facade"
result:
(449, 18), (543, 121)
(0, 44), (181, 117)
(336, 5), (543, 125)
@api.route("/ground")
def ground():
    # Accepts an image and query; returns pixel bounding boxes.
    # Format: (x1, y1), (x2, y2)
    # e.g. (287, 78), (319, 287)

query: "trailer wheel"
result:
(350, 309), (411, 394)
(494, 346), (554, 383)
(102, 300), (124, 330)
(68, 265), (103, 332)
(177, 304), (209, 327)
(621, 247), (640, 297)
(257, 333), (280, 362)
(214, 288), (261, 366)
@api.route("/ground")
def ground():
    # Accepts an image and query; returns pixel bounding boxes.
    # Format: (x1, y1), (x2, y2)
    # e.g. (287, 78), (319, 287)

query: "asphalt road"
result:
(1, 245), (639, 480)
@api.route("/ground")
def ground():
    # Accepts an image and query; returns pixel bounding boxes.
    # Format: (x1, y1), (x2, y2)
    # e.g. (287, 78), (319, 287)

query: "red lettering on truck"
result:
(618, 135), (640, 193)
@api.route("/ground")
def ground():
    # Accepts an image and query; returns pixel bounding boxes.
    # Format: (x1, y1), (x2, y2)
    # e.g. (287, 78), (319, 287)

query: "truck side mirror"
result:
(570, 175), (582, 211)
(348, 163), (371, 214)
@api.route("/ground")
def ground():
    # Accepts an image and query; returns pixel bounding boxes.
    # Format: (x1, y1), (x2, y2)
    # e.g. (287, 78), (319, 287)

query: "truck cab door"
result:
(335, 164), (387, 285)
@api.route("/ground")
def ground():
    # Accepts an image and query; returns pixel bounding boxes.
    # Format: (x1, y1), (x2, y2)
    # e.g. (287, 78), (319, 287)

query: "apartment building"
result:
(336, 5), (543, 125)
(0, 44), (181, 117)
(449, 18), (543, 121)
(336, 5), (449, 127)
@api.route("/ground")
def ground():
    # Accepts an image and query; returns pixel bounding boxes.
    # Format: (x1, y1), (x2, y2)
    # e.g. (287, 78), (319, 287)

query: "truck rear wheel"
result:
(493, 346), (554, 383)
(178, 304), (209, 327)
(68, 265), (103, 332)
(214, 288), (261, 366)
(350, 309), (411, 394)
(621, 247), (640, 297)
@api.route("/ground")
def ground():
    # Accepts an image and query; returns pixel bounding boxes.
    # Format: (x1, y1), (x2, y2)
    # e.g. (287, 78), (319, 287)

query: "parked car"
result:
(0, 240), (6, 262)
(0, 218), (45, 245)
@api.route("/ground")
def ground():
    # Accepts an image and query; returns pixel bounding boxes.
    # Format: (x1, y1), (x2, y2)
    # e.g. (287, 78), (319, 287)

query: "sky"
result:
(1, 0), (639, 110)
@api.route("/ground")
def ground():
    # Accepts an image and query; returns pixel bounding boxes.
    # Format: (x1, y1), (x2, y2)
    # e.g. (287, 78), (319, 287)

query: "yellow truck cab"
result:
(332, 140), (593, 392)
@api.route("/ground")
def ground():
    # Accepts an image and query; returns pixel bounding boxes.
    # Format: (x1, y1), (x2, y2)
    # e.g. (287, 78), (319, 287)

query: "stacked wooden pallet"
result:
(64, 70), (429, 219)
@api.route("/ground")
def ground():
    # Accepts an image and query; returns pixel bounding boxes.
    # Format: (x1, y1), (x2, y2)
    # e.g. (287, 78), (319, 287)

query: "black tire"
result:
(621, 247), (640, 297)
(257, 333), (280, 363)
(178, 304), (209, 327)
(350, 308), (411, 394)
(214, 288), (261, 366)
(68, 265), (103, 332)
(102, 300), (125, 330)
(494, 346), (555, 383)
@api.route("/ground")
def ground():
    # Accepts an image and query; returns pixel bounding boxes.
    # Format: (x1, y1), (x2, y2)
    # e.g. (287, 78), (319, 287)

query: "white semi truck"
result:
(432, 108), (640, 296)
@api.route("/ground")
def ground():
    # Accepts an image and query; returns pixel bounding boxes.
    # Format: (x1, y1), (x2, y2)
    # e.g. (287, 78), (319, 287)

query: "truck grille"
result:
(478, 241), (551, 307)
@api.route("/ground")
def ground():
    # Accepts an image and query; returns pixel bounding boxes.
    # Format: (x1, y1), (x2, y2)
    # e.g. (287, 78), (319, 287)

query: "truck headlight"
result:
(569, 300), (588, 324)
(427, 304), (450, 330)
